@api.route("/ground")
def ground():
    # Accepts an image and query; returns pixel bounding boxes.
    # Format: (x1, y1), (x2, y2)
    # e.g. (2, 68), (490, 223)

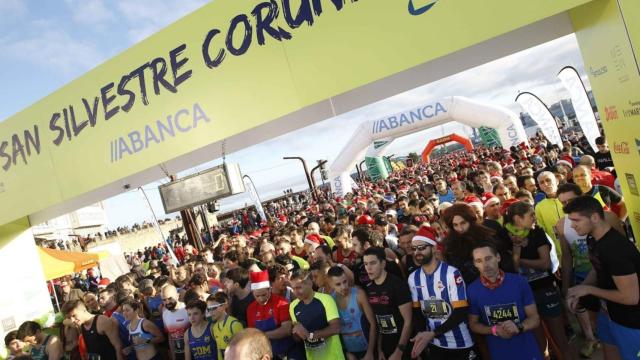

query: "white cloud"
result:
(114, 0), (209, 43)
(0, 21), (104, 75)
(65, 0), (116, 27)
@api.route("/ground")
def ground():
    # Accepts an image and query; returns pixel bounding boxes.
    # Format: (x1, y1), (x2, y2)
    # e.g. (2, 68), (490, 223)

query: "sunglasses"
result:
(411, 244), (431, 251)
(207, 304), (223, 311)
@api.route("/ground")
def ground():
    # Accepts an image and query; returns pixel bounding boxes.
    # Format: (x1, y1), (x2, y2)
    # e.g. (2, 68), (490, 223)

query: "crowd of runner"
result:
(6, 133), (640, 360)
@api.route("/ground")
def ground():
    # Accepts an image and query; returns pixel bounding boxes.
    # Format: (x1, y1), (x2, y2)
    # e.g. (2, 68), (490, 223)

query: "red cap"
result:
(278, 214), (287, 224)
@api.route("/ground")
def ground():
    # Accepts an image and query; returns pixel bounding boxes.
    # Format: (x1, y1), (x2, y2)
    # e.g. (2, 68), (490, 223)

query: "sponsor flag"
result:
(243, 176), (267, 224)
(558, 66), (601, 151)
(515, 92), (564, 149)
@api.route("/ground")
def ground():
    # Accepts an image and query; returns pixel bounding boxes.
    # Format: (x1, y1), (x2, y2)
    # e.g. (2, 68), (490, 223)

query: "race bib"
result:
(375, 314), (398, 334)
(420, 299), (451, 320)
(172, 338), (185, 354)
(484, 303), (520, 326)
(304, 336), (326, 350)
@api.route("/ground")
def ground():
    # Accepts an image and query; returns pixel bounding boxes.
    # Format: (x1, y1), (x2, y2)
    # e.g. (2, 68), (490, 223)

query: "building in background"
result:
(32, 203), (108, 245)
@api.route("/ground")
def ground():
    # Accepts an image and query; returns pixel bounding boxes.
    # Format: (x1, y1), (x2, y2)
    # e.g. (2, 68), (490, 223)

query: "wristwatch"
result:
(308, 332), (315, 340)
(516, 322), (525, 334)
(397, 344), (406, 353)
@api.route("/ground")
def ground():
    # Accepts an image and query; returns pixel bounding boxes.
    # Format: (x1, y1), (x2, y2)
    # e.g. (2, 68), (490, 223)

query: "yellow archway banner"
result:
(0, 0), (593, 226)
(37, 247), (109, 280)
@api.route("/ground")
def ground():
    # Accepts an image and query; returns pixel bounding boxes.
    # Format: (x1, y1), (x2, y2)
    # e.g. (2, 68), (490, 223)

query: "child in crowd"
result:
(207, 292), (243, 359)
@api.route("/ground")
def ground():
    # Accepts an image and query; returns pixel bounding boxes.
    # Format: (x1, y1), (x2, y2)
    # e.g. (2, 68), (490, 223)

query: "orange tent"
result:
(37, 247), (109, 280)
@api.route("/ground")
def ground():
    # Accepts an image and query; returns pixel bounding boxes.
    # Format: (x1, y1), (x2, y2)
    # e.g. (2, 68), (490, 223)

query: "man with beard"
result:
(162, 285), (190, 360)
(399, 225), (422, 278)
(247, 270), (304, 359)
(98, 287), (119, 317)
(408, 227), (475, 359)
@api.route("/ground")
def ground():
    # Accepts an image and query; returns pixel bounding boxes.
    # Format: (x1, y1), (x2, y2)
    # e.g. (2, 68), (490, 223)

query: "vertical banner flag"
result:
(243, 177), (267, 224)
(515, 92), (564, 149)
(557, 66), (601, 151)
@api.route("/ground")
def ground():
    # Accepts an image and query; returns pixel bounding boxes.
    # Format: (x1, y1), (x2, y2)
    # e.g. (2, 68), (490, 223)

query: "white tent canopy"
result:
(329, 96), (528, 197)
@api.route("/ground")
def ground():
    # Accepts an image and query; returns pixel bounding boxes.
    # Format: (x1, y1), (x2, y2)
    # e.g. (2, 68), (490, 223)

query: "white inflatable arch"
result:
(330, 96), (528, 197)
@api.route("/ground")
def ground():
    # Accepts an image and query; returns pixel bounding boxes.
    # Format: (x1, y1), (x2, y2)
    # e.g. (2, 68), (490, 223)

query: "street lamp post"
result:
(310, 160), (328, 199)
(283, 157), (317, 202)
(358, 160), (367, 182)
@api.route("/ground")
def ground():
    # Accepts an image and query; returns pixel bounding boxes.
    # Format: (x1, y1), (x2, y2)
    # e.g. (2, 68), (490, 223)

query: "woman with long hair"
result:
(504, 201), (576, 360)
(441, 203), (504, 284)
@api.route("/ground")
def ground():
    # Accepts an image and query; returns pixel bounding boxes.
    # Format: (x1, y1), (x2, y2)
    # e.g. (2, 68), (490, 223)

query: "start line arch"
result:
(329, 96), (528, 197)
(421, 133), (474, 163)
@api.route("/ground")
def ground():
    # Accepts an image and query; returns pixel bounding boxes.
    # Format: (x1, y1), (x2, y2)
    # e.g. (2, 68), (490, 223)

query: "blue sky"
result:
(0, 1), (591, 228)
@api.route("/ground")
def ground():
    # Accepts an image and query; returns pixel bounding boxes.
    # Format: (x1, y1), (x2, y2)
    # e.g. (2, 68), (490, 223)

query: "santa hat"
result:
(558, 154), (575, 167)
(481, 192), (500, 208)
(304, 234), (323, 249)
(412, 226), (438, 247)
(98, 278), (110, 289)
(250, 270), (270, 291)
(278, 214), (287, 224)
(500, 198), (520, 216)
(357, 215), (375, 225)
(464, 196), (483, 208)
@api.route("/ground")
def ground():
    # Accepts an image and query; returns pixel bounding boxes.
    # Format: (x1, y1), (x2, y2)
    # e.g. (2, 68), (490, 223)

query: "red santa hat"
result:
(558, 155), (575, 168)
(98, 278), (111, 289)
(481, 192), (500, 208)
(412, 226), (438, 247)
(500, 198), (520, 216)
(250, 270), (270, 291)
(304, 234), (323, 249)
(278, 214), (287, 224)
(464, 196), (483, 208)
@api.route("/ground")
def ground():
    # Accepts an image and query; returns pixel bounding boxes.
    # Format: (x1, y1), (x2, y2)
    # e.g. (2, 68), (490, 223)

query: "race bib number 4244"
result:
(484, 303), (520, 326)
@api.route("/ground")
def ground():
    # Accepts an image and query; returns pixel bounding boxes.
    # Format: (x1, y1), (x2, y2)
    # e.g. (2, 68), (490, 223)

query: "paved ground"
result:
(570, 336), (603, 360)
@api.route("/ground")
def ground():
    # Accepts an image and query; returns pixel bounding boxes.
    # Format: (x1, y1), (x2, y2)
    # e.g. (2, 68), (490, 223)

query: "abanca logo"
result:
(408, 0), (438, 15)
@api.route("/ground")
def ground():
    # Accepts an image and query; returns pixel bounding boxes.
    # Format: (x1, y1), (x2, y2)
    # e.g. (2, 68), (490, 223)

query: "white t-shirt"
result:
(162, 305), (189, 354)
